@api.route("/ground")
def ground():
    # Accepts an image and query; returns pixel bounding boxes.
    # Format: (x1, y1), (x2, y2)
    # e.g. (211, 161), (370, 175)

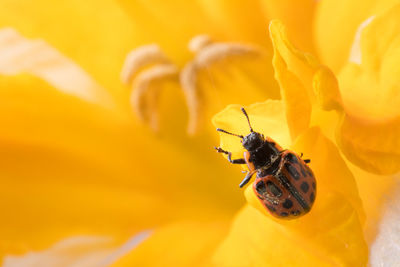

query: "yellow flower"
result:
(1, 0), (400, 266)
(210, 20), (367, 266)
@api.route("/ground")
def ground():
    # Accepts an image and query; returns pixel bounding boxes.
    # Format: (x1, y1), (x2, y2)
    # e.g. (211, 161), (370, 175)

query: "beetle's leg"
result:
(214, 147), (246, 164)
(239, 170), (257, 188)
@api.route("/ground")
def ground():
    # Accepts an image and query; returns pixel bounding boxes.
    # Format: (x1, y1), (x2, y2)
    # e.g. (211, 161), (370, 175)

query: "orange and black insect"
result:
(215, 108), (316, 219)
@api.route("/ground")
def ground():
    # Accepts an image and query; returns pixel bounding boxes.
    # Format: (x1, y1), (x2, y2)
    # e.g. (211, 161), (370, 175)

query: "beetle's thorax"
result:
(246, 139), (281, 170)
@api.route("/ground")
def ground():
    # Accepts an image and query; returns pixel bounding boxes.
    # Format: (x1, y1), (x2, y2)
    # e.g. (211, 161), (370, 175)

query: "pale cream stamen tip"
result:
(181, 40), (261, 135)
(121, 44), (167, 85)
(130, 64), (178, 129)
(188, 35), (212, 53)
(123, 37), (263, 135)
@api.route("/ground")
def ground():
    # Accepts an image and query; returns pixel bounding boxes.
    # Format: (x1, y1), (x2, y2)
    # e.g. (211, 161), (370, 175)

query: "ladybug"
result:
(215, 108), (316, 219)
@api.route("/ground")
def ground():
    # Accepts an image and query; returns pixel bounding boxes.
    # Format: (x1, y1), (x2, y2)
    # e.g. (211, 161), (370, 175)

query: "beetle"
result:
(215, 107), (316, 219)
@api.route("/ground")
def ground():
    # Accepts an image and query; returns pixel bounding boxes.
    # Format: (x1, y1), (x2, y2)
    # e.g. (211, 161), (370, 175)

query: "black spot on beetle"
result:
(310, 192), (315, 203)
(267, 181), (282, 197)
(282, 198), (293, 209)
(300, 182), (309, 193)
(312, 182), (316, 189)
(255, 181), (267, 194)
(280, 212), (289, 217)
(285, 153), (298, 164)
(291, 210), (300, 216)
(284, 163), (300, 180)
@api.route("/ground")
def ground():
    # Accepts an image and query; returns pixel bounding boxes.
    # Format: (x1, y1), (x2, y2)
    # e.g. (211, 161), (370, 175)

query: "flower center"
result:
(121, 35), (262, 134)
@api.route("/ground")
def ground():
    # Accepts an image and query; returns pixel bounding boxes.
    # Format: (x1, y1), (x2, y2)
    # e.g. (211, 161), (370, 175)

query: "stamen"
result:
(188, 35), (212, 53)
(180, 35), (261, 135)
(121, 44), (168, 84)
(180, 61), (201, 135)
(195, 42), (260, 67)
(122, 36), (264, 135)
(130, 64), (178, 131)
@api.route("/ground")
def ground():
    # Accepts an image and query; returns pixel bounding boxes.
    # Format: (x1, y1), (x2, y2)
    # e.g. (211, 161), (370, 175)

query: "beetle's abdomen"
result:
(253, 151), (316, 219)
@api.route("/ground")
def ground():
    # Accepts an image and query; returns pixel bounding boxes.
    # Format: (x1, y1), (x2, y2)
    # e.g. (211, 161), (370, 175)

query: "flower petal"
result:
(0, 28), (113, 108)
(111, 222), (228, 267)
(213, 203), (367, 266)
(0, 74), (241, 258)
(259, 0), (317, 53)
(269, 20), (341, 140)
(337, 3), (400, 174)
(3, 233), (150, 267)
(314, 0), (399, 72)
(347, 163), (397, 242)
(0, 0), (138, 102)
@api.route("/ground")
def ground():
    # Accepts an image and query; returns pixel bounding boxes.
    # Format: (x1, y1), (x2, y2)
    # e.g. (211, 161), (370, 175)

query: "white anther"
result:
(121, 44), (168, 85)
(188, 35), (212, 53)
(195, 42), (259, 67)
(181, 36), (261, 135)
(130, 64), (178, 131)
(180, 62), (202, 135)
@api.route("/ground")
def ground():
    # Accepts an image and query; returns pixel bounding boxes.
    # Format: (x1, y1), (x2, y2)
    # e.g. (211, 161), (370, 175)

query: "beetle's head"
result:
(216, 107), (264, 151)
(242, 131), (264, 151)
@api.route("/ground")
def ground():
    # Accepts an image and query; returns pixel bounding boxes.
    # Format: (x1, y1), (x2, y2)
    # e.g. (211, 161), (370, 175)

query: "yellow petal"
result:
(111, 221), (228, 267)
(0, 74), (241, 257)
(213, 203), (367, 266)
(3, 236), (120, 266)
(260, 0), (317, 53)
(270, 20), (318, 92)
(336, 114), (400, 175)
(0, 28), (114, 109)
(312, 66), (342, 112)
(337, 4), (400, 174)
(0, 0), (138, 104)
(346, 163), (397, 243)
(197, 0), (271, 47)
(3, 233), (151, 267)
(269, 20), (341, 140)
(314, 0), (399, 72)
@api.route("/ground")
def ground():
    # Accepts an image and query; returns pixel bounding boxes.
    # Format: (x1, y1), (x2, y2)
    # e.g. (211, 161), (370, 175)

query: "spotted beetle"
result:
(215, 108), (316, 219)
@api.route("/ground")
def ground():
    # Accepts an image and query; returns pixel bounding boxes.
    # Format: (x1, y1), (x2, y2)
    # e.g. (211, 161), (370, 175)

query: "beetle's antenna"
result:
(216, 128), (244, 138)
(241, 107), (253, 132)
